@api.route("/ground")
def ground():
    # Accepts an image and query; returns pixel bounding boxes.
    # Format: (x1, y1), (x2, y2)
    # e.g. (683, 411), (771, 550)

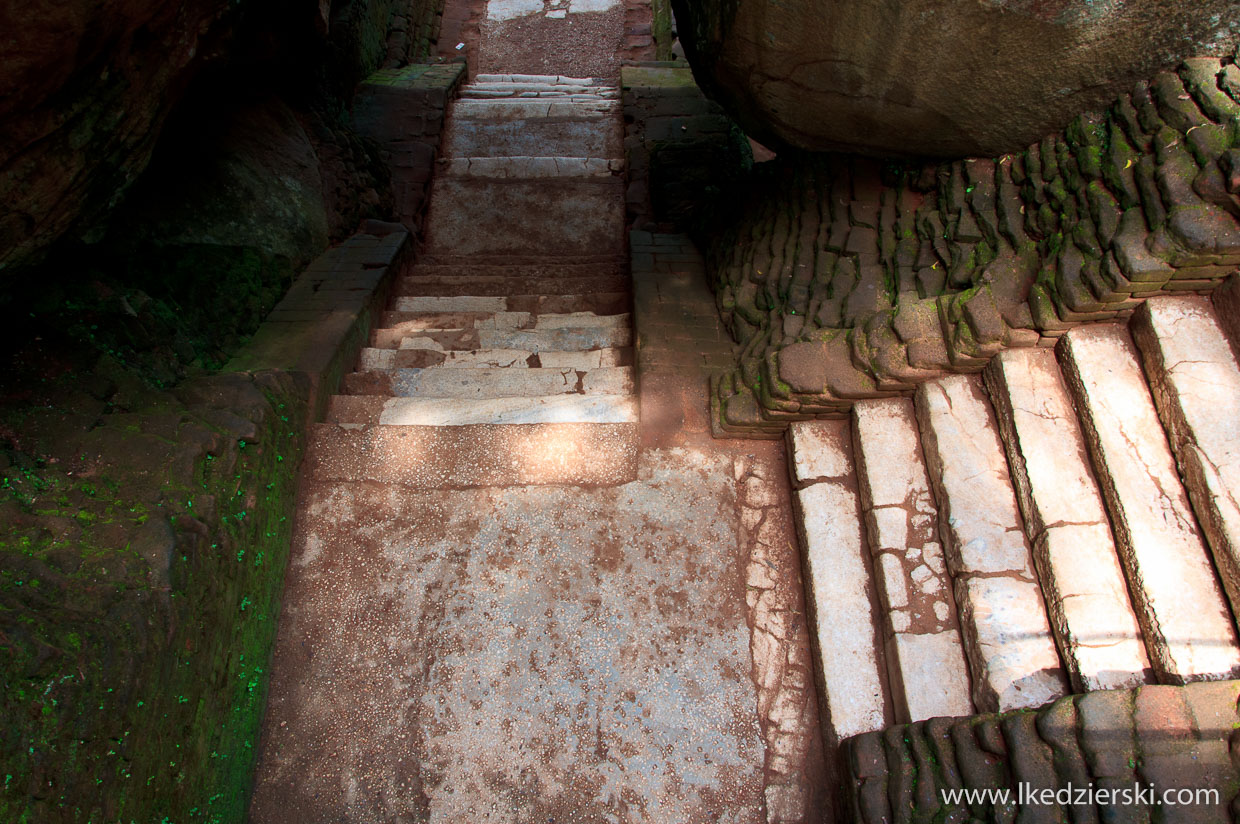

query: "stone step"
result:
(327, 393), (639, 426)
(1130, 297), (1240, 628)
(459, 90), (620, 102)
(913, 374), (1069, 713)
(357, 346), (633, 371)
(307, 422), (638, 488)
(847, 398), (974, 724)
(387, 299), (631, 325)
(786, 420), (891, 745)
(370, 326), (479, 350)
(443, 157), (621, 179)
(342, 365), (635, 398)
(983, 348), (1153, 692)
(451, 98), (618, 122)
(1057, 324), (1240, 683)
(423, 177), (624, 258)
(476, 325), (633, 352)
(370, 312), (630, 345)
(444, 117), (623, 160)
(395, 273), (631, 297)
(384, 291), (630, 316)
(462, 82), (619, 96)
(473, 73), (604, 85)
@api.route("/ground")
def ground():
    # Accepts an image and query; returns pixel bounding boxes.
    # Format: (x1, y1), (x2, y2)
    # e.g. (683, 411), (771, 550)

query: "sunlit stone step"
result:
(983, 348), (1152, 692)
(1058, 324), (1240, 683)
(914, 374), (1069, 713)
(343, 365), (634, 398)
(787, 419), (890, 744)
(328, 393), (638, 426)
(1131, 297), (1240, 628)
(849, 398), (974, 723)
(307, 422), (638, 488)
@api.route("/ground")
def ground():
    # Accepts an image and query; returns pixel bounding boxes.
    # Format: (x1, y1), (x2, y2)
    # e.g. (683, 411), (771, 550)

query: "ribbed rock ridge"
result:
(709, 57), (1240, 437)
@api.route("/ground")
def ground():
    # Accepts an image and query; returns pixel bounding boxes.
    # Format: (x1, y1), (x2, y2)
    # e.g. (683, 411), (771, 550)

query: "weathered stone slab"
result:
(358, 347), (536, 371)
(478, 326), (632, 352)
(984, 348), (1151, 692)
(375, 393), (639, 426)
(393, 295), (508, 313)
(914, 375), (1068, 712)
(1058, 324), (1240, 683)
(445, 117), (623, 159)
(537, 347), (628, 369)
(444, 156), (619, 179)
(349, 365), (634, 399)
(533, 312), (630, 330)
(851, 399), (973, 723)
(451, 98), (618, 121)
(1132, 297), (1240, 625)
(788, 420), (890, 744)
(423, 177), (624, 258)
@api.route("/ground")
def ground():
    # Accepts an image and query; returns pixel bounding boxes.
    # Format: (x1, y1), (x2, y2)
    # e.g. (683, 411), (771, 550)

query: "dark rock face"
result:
(0, 0), (441, 275)
(0, 0), (250, 273)
(672, 0), (1240, 158)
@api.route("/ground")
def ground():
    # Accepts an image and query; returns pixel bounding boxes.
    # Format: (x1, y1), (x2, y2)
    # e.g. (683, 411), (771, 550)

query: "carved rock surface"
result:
(672, 0), (1240, 158)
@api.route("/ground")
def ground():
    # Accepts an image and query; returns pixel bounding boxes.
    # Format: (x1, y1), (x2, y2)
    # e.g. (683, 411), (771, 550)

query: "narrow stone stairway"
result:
(248, 68), (805, 821)
(323, 73), (639, 486)
(791, 292), (1240, 746)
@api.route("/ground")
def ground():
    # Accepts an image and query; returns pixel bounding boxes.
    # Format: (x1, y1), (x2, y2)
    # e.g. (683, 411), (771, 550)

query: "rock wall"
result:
(841, 681), (1240, 824)
(0, 220), (413, 821)
(0, 369), (308, 822)
(0, 0), (446, 276)
(671, 0), (1239, 158)
(707, 58), (1240, 436)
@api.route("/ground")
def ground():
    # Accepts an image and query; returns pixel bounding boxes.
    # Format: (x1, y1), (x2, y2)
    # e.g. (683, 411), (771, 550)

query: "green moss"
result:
(0, 377), (305, 822)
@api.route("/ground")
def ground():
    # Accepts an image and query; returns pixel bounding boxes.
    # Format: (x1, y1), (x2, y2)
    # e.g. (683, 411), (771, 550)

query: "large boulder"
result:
(672, 0), (1240, 158)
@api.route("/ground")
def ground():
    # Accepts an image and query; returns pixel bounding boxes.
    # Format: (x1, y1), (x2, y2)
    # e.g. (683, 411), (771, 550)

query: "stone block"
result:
(1058, 324), (1240, 683)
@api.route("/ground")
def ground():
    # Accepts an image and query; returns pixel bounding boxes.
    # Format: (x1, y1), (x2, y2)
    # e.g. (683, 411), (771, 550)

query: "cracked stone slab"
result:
(914, 375), (1068, 712)
(374, 393), (639, 426)
(1132, 296), (1240, 628)
(252, 448), (765, 822)
(478, 325), (632, 352)
(984, 348), (1151, 692)
(1058, 324), (1240, 684)
(788, 420), (890, 744)
(351, 365), (634, 399)
(850, 398), (973, 723)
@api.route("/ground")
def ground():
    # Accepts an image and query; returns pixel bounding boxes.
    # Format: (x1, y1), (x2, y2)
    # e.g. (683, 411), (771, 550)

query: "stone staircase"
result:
(789, 292), (1240, 747)
(319, 73), (639, 487)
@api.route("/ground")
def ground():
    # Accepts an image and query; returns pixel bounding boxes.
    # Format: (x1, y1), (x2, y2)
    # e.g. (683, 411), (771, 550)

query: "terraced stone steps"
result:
(789, 294), (1240, 746)
(315, 72), (637, 487)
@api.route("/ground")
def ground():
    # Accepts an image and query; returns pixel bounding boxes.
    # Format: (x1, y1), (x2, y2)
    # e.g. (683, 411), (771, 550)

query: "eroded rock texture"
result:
(0, 0), (441, 275)
(709, 58), (1240, 436)
(672, 0), (1240, 158)
(842, 681), (1240, 824)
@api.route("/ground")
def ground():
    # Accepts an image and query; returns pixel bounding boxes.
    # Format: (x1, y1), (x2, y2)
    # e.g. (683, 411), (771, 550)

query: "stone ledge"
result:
(225, 224), (412, 421)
